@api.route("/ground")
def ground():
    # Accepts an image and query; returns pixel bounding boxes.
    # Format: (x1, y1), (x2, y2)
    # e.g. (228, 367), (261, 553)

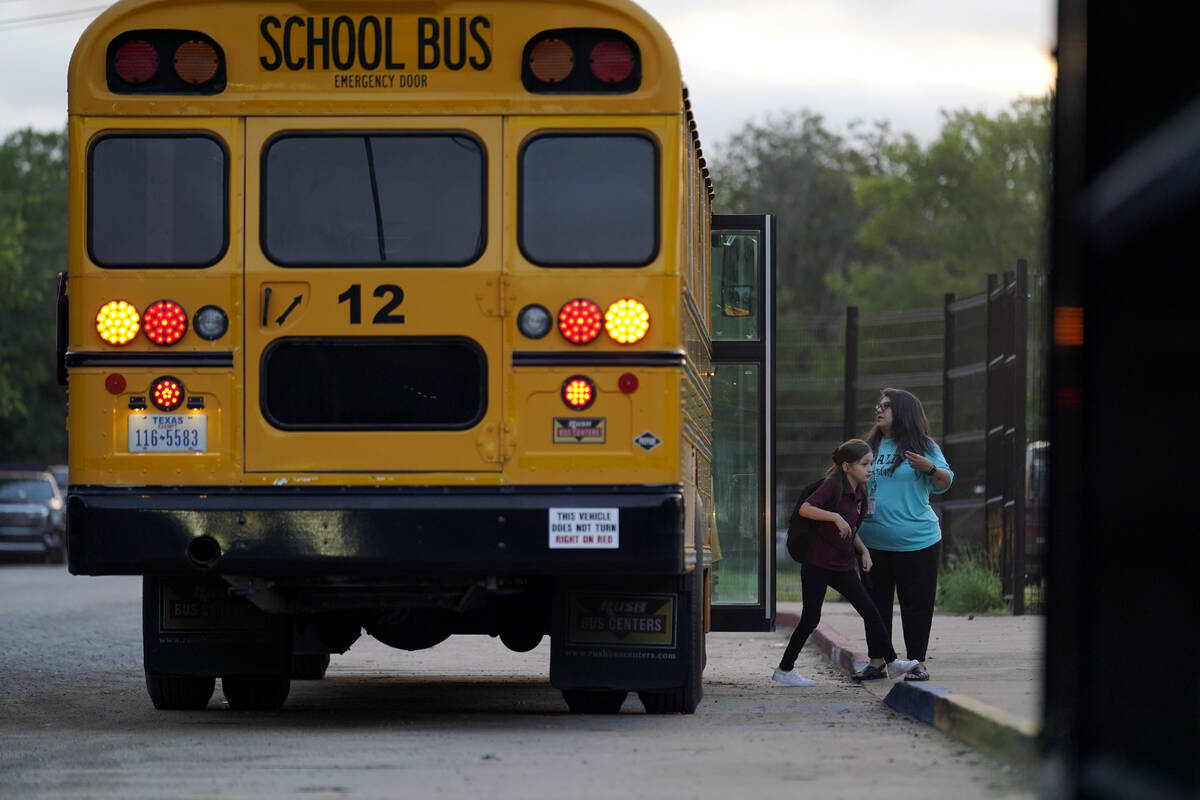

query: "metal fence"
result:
(775, 260), (1047, 614)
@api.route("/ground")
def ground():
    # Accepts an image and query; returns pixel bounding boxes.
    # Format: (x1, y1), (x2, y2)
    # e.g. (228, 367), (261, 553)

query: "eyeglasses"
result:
(874, 401), (891, 413)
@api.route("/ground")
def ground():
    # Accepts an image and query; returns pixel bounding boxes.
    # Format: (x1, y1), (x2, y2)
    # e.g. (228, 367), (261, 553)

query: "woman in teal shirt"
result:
(859, 388), (953, 682)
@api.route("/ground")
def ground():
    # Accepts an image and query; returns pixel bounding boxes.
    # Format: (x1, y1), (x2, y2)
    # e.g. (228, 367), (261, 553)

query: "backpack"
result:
(784, 478), (827, 564)
(784, 476), (863, 564)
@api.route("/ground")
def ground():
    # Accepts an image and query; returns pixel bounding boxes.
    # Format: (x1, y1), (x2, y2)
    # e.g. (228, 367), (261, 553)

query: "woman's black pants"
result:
(865, 541), (941, 662)
(778, 562), (898, 672)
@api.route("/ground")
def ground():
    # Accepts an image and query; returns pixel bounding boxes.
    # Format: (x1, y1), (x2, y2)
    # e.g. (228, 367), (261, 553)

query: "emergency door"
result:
(709, 214), (777, 632)
(243, 118), (504, 473)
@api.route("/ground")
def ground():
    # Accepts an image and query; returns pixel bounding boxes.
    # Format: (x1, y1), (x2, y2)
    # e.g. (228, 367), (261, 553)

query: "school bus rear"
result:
(61, 0), (713, 712)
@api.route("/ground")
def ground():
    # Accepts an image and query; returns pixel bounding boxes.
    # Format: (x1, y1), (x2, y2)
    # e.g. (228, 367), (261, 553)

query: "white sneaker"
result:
(887, 658), (920, 680)
(772, 667), (816, 687)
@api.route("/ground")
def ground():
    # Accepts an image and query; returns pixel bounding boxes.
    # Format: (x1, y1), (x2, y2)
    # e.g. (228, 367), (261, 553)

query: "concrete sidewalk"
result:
(777, 600), (1043, 766)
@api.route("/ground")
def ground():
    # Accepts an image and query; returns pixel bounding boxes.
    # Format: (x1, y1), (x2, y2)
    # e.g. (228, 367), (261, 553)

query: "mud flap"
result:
(143, 576), (290, 677)
(549, 574), (702, 693)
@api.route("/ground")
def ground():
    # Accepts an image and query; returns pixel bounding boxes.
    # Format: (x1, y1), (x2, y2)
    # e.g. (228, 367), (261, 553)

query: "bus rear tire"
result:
(638, 685), (698, 714)
(145, 673), (215, 710)
(561, 689), (627, 714)
(221, 675), (291, 711)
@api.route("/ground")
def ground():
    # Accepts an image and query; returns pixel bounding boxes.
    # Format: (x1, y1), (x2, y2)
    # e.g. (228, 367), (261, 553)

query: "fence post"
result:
(984, 274), (1005, 587)
(1012, 260), (1029, 614)
(844, 306), (858, 441)
(942, 293), (956, 558)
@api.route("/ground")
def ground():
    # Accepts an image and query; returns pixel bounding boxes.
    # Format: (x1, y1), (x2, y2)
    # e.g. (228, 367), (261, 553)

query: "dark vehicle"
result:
(48, 465), (69, 493)
(0, 470), (66, 563)
(1025, 441), (1048, 549)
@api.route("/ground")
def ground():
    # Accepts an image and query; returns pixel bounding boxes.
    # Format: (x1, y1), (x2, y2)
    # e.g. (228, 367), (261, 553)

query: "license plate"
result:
(128, 414), (207, 453)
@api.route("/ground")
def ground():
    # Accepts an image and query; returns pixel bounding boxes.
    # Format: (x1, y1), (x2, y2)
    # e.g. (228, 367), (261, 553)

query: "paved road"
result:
(1, 565), (1034, 799)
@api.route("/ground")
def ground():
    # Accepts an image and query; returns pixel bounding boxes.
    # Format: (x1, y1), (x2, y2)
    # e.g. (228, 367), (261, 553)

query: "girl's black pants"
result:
(778, 561), (898, 672)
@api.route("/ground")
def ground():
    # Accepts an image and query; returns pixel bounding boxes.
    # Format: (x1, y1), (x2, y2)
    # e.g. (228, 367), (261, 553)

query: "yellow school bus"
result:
(60, 0), (777, 712)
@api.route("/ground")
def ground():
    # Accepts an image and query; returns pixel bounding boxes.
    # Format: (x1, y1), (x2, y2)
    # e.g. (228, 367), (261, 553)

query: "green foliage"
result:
(833, 95), (1051, 310)
(936, 549), (1008, 614)
(775, 564), (841, 603)
(0, 128), (68, 463)
(711, 110), (880, 316)
(709, 95), (1051, 493)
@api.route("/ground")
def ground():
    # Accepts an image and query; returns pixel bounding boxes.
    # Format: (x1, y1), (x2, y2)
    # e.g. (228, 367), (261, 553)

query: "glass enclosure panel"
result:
(711, 363), (761, 605)
(710, 229), (761, 341)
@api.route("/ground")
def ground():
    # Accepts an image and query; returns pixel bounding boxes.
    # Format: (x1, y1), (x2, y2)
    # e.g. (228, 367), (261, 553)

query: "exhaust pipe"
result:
(186, 535), (222, 568)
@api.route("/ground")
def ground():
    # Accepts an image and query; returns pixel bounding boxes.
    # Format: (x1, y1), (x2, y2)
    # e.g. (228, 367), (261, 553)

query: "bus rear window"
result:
(519, 134), (658, 266)
(261, 337), (486, 430)
(88, 135), (227, 267)
(262, 133), (485, 266)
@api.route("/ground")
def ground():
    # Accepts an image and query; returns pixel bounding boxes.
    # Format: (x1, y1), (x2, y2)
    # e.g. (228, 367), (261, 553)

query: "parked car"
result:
(1025, 441), (1049, 549)
(48, 464), (69, 493)
(0, 470), (66, 563)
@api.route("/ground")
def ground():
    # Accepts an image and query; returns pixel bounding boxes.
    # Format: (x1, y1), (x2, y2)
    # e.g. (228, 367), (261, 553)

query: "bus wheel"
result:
(561, 689), (627, 714)
(290, 653), (330, 680)
(221, 675), (291, 711)
(638, 686), (698, 714)
(145, 673), (215, 710)
(499, 628), (544, 653)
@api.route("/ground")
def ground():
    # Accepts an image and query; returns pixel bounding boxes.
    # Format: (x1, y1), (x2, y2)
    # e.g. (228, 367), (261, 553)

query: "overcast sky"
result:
(0, 0), (1056, 152)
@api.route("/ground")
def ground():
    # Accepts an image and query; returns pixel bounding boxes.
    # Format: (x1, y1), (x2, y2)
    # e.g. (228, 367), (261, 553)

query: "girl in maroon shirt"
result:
(772, 439), (919, 686)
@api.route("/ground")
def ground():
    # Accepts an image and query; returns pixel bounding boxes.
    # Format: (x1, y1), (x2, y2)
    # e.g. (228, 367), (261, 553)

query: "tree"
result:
(831, 95), (1051, 310)
(711, 110), (878, 317)
(0, 128), (68, 464)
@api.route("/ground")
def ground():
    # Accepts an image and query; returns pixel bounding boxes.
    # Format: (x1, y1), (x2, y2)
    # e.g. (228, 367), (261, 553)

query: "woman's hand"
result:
(903, 450), (933, 473)
(859, 550), (873, 573)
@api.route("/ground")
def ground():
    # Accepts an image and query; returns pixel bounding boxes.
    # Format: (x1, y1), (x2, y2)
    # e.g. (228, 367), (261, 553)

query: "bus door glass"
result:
(243, 118), (504, 473)
(709, 214), (776, 632)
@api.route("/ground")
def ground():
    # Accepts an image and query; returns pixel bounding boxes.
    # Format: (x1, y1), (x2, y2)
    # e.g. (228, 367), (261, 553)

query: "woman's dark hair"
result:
(865, 388), (935, 476)
(822, 438), (872, 506)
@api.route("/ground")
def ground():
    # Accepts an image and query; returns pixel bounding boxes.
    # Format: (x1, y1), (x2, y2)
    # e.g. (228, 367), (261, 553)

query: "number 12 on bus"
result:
(59, 0), (775, 714)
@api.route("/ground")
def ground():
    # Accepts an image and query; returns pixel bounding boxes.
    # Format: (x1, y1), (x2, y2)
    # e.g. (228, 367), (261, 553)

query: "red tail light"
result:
(114, 40), (159, 85)
(150, 376), (184, 411)
(142, 300), (189, 345)
(590, 40), (635, 83)
(558, 299), (604, 344)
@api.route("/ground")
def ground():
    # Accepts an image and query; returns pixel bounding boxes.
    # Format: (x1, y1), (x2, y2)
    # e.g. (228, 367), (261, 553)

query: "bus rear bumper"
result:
(66, 485), (685, 577)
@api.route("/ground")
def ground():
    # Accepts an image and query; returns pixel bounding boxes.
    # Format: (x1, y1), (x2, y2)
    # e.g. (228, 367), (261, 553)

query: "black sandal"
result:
(904, 664), (930, 681)
(855, 663), (888, 681)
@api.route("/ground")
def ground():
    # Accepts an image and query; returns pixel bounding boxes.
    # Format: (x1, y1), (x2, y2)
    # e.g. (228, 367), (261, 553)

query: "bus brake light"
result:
(142, 300), (189, 345)
(558, 299), (604, 344)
